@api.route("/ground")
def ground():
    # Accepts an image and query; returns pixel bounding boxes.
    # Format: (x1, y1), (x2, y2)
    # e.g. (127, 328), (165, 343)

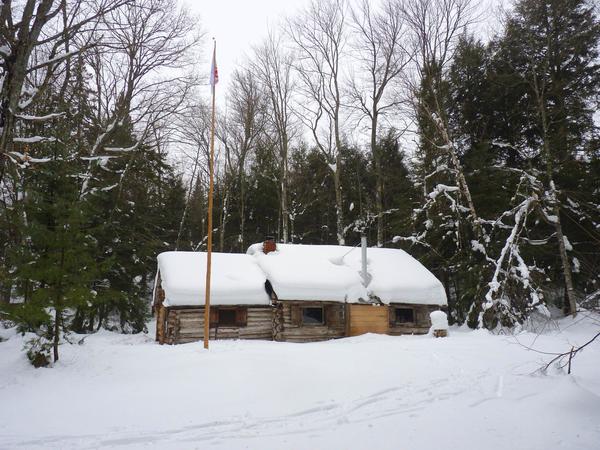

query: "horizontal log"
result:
(282, 330), (344, 339)
(167, 305), (272, 311)
(177, 330), (208, 337)
(176, 313), (273, 321)
(214, 334), (239, 339)
(177, 317), (271, 325)
(169, 332), (273, 341)
(173, 337), (202, 344)
(247, 316), (273, 321)
(177, 320), (204, 327)
(175, 327), (271, 337)
(176, 307), (273, 316)
(283, 337), (341, 343)
(174, 307), (272, 313)
(239, 333), (273, 339)
(178, 318), (273, 328)
(349, 313), (387, 318)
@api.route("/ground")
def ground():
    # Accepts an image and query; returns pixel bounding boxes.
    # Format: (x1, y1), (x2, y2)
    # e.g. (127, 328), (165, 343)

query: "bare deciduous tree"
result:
(171, 101), (211, 250)
(349, 0), (411, 246)
(0, 0), (128, 182)
(80, 0), (201, 196)
(288, 0), (348, 245)
(219, 68), (267, 251)
(252, 32), (297, 243)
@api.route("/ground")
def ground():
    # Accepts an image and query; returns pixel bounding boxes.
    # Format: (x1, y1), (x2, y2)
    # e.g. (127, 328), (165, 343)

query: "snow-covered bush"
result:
(24, 336), (52, 368)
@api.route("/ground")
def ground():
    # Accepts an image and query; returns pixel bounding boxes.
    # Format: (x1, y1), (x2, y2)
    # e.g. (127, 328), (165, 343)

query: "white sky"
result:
(176, 0), (505, 164)
(182, 0), (504, 93)
(182, 0), (311, 95)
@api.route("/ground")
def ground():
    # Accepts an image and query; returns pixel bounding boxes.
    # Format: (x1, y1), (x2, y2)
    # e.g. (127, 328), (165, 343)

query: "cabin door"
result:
(347, 304), (389, 336)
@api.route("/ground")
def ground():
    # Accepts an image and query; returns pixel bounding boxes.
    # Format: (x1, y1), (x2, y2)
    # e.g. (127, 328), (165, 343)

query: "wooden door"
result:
(347, 304), (389, 336)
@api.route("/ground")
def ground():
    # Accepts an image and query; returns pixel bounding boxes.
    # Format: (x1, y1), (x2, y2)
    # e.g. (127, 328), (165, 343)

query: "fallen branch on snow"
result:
(542, 330), (600, 374)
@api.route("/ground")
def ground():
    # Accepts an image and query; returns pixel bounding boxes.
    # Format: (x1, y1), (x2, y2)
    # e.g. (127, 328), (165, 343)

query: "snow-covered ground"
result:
(1, 314), (599, 450)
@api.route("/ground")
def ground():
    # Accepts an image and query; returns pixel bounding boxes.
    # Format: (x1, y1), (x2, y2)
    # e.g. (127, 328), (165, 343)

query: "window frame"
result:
(301, 306), (325, 326)
(210, 307), (248, 328)
(217, 308), (237, 326)
(393, 306), (415, 325)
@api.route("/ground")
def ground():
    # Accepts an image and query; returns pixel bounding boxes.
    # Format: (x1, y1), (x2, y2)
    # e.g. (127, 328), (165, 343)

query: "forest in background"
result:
(0, 0), (599, 364)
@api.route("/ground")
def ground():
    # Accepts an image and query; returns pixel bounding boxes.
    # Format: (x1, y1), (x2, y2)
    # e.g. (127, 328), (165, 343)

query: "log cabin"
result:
(153, 240), (447, 344)
(247, 242), (353, 342)
(247, 240), (447, 341)
(153, 252), (272, 344)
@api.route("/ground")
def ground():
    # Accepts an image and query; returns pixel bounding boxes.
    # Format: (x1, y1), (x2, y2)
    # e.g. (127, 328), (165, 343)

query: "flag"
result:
(210, 44), (218, 88)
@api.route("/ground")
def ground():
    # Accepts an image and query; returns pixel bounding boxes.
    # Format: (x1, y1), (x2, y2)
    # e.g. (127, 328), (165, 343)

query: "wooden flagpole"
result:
(204, 40), (217, 350)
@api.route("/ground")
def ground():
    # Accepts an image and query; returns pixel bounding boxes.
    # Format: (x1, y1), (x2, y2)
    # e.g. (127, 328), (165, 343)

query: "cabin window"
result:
(394, 307), (415, 324)
(302, 307), (324, 325)
(211, 307), (248, 327)
(218, 309), (237, 326)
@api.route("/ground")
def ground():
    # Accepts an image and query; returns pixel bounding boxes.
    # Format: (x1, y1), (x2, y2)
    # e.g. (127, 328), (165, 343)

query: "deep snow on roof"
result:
(247, 243), (367, 302)
(157, 251), (270, 307)
(247, 243), (447, 305)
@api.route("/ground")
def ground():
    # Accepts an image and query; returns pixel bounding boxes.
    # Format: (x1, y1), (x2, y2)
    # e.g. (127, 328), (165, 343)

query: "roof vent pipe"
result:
(361, 234), (368, 286)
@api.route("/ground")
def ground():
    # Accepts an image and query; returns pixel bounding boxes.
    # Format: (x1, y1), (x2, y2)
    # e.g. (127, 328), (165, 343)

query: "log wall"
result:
(159, 306), (273, 344)
(155, 301), (443, 344)
(387, 303), (439, 335)
(276, 301), (345, 342)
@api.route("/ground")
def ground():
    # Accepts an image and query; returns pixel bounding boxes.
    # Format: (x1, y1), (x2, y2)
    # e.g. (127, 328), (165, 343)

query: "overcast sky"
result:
(182, 0), (311, 95)
(182, 0), (505, 91)
(177, 0), (506, 161)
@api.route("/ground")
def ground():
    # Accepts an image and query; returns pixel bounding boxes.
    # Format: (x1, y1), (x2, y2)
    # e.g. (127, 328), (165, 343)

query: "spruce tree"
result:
(7, 77), (102, 362)
(495, 0), (600, 314)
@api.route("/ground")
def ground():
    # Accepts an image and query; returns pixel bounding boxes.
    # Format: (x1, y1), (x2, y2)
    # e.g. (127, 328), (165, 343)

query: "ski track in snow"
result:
(2, 374), (473, 448)
(1, 317), (599, 449)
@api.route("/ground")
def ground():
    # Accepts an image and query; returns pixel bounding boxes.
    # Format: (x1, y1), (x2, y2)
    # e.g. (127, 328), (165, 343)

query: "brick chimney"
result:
(263, 236), (276, 254)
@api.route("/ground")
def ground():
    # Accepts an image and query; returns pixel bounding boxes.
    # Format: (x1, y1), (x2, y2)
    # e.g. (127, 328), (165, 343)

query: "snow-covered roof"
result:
(247, 243), (447, 306)
(157, 252), (270, 307)
(247, 244), (367, 302)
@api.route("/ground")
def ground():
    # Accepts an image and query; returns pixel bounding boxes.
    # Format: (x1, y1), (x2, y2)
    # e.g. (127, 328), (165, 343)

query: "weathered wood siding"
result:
(275, 301), (345, 342)
(387, 303), (439, 335)
(155, 299), (443, 343)
(347, 304), (389, 336)
(156, 303), (166, 343)
(160, 306), (273, 344)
